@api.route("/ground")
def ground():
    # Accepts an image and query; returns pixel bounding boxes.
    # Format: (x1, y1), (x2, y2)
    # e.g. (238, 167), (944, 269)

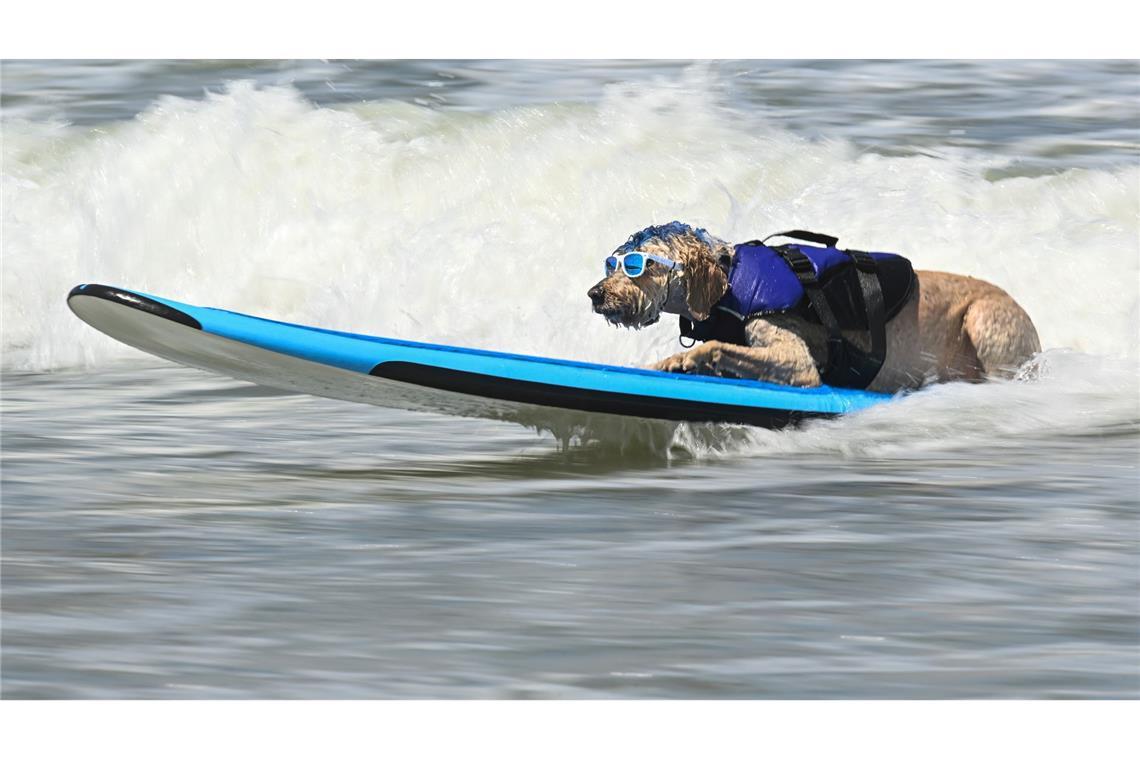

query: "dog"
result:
(586, 222), (1040, 392)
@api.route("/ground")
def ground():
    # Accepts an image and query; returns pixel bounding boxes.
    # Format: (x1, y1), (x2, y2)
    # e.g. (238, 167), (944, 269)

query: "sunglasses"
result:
(604, 251), (683, 278)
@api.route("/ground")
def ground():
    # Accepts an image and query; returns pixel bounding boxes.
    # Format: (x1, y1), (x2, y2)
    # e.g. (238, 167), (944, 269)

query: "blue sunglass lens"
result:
(624, 253), (645, 276)
(604, 256), (618, 274)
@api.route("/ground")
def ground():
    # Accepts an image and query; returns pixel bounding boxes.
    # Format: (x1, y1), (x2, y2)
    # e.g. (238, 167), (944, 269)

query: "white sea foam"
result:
(3, 78), (1138, 386)
(661, 350), (1140, 461)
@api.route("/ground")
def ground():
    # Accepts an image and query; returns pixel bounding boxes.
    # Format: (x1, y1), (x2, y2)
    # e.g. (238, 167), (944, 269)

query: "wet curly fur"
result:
(586, 222), (1041, 392)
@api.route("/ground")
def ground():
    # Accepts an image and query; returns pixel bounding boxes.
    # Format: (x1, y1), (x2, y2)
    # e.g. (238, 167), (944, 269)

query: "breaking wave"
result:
(3, 71), (1136, 457)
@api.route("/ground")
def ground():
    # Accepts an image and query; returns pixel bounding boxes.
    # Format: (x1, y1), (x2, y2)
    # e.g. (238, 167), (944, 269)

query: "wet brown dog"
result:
(586, 223), (1040, 392)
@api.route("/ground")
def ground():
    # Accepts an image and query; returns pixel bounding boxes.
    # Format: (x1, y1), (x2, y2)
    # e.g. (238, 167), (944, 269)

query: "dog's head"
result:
(587, 221), (731, 328)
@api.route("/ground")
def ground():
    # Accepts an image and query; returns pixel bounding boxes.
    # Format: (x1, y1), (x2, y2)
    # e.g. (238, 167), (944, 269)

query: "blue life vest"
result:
(679, 231), (916, 389)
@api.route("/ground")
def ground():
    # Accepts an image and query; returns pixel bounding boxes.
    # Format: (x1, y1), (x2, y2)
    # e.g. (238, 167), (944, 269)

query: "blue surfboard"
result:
(66, 284), (891, 428)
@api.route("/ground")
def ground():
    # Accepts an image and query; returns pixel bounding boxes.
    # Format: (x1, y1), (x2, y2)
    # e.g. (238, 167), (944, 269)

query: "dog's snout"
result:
(587, 284), (604, 307)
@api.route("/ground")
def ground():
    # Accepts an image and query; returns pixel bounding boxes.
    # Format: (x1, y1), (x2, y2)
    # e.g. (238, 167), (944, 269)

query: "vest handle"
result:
(760, 230), (839, 248)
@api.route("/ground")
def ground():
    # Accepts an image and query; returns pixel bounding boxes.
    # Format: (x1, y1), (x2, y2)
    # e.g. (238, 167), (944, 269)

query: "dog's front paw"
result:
(649, 343), (722, 375)
(648, 352), (687, 373)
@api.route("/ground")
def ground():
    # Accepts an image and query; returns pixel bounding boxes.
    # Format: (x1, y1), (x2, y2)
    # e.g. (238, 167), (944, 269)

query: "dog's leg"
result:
(962, 296), (1042, 379)
(650, 337), (822, 387)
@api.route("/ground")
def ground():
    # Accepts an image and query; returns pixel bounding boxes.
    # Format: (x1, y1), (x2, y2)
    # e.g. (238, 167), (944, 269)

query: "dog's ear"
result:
(684, 252), (729, 322)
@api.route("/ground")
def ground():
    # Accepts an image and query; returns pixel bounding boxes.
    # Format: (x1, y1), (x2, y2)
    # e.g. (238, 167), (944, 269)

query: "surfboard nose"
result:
(67, 283), (202, 330)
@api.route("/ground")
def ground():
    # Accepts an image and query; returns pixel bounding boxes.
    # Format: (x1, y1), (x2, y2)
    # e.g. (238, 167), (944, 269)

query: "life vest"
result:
(679, 230), (916, 389)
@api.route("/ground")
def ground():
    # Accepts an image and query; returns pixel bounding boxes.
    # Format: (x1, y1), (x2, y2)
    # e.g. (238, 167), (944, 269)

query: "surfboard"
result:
(66, 284), (891, 428)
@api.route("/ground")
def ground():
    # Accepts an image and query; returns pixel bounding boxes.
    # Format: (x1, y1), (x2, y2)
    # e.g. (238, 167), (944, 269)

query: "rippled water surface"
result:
(2, 60), (1139, 698)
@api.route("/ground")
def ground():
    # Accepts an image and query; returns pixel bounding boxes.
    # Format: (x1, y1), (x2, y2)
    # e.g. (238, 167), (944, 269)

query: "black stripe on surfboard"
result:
(67, 284), (202, 330)
(369, 361), (831, 428)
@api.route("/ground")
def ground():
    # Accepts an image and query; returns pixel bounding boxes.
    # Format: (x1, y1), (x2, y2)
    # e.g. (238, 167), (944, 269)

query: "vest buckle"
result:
(846, 249), (878, 274)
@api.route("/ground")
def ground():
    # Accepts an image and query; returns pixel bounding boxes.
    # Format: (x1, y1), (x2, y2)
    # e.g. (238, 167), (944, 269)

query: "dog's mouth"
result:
(595, 305), (627, 325)
(594, 304), (660, 329)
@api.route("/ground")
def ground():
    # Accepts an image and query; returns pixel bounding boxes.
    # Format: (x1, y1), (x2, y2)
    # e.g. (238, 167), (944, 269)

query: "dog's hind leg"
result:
(962, 296), (1042, 379)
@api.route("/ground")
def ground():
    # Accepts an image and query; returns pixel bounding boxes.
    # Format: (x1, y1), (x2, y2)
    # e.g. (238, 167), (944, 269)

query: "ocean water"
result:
(2, 59), (1138, 698)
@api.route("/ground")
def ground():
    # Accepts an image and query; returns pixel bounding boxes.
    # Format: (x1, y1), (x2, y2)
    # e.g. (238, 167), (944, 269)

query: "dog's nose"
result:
(587, 285), (604, 307)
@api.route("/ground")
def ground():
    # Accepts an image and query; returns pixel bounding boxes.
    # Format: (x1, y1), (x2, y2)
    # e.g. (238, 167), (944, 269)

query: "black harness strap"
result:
(844, 250), (887, 385)
(774, 246), (843, 382)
